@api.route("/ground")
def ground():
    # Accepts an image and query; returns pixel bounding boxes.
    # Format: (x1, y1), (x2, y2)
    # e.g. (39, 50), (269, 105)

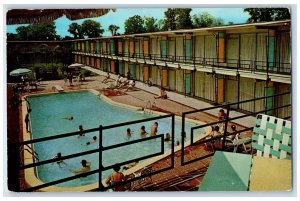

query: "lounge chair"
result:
(52, 85), (64, 93)
(225, 133), (251, 153)
(252, 114), (291, 159)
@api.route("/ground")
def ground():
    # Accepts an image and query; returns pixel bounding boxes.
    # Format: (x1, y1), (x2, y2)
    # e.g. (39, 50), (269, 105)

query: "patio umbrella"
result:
(6, 9), (116, 25)
(9, 68), (31, 76)
(68, 63), (84, 69)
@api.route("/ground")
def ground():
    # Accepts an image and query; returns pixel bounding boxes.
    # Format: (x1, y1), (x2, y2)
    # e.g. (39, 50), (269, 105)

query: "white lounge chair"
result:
(52, 85), (64, 92)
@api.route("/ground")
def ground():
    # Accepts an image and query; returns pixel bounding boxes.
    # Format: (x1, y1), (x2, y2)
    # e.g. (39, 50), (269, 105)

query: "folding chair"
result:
(252, 114), (291, 159)
(224, 129), (252, 153)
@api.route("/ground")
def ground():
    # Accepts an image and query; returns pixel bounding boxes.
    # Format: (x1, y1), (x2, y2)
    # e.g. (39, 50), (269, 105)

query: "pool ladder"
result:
(20, 144), (39, 165)
(144, 100), (156, 115)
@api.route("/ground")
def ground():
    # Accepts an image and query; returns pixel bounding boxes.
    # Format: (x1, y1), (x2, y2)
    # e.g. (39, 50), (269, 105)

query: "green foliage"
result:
(62, 36), (74, 40)
(162, 8), (193, 30)
(192, 12), (225, 28)
(68, 23), (84, 39)
(144, 17), (160, 32)
(81, 69), (92, 77)
(81, 20), (104, 38)
(7, 33), (17, 40)
(192, 12), (214, 28)
(213, 17), (225, 26)
(174, 8), (193, 29)
(162, 9), (177, 31)
(244, 8), (291, 23)
(124, 15), (145, 34)
(14, 22), (60, 41)
(108, 24), (120, 36)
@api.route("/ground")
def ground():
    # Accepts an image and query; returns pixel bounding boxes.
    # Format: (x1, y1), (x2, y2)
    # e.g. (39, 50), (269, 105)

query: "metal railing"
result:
(73, 50), (291, 74)
(17, 114), (175, 192)
(180, 92), (291, 166)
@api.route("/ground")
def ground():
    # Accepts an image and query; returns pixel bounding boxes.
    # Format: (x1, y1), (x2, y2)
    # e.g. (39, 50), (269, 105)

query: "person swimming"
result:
(52, 152), (67, 167)
(63, 116), (74, 120)
(86, 136), (97, 145)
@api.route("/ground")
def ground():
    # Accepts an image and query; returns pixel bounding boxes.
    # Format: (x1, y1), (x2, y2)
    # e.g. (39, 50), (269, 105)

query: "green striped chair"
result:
(252, 114), (292, 159)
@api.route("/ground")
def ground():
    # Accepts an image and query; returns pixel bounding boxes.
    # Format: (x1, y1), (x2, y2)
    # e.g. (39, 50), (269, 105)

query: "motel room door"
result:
(129, 63), (135, 79)
(226, 75), (239, 109)
(185, 71), (191, 96)
(265, 86), (274, 115)
(162, 69), (168, 88)
(216, 74), (225, 104)
(169, 70), (176, 91)
(143, 66), (149, 82)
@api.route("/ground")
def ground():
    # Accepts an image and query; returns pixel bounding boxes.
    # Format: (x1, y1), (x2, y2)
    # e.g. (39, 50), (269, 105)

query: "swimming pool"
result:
(27, 90), (205, 188)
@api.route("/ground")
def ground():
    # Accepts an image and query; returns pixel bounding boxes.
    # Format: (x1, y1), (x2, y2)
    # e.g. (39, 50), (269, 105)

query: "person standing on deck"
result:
(25, 109), (32, 132)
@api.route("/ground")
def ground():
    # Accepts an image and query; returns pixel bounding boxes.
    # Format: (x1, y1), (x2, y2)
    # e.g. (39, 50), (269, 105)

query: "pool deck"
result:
(9, 70), (253, 191)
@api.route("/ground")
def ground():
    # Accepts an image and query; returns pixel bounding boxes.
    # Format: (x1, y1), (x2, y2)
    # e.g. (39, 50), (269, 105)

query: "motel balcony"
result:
(72, 50), (291, 84)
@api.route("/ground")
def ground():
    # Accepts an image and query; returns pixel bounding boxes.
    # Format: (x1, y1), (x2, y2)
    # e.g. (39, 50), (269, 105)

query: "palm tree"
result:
(108, 24), (120, 36)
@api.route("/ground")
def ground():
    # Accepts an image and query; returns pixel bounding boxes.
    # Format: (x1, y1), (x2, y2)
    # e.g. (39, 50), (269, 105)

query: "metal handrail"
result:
(181, 92), (291, 166)
(74, 50), (291, 74)
(18, 113), (175, 192)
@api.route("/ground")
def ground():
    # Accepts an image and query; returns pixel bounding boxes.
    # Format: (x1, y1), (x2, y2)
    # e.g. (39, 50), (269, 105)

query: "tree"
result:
(68, 23), (84, 39)
(108, 24), (120, 36)
(162, 9), (177, 31)
(7, 33), (18, 40)
(124, 15), (145, 34)
(144, 17), (159, 32)
(244, 8), (290, 23)
(212, 17), (225, 26)
(15, 22), (59, 40)
(16, 26), (28, 40)
(81, 20), (104, 38)
(174, 8), (193, 29)
(192, 12), (215, 28)
(62, 36), (74, 40)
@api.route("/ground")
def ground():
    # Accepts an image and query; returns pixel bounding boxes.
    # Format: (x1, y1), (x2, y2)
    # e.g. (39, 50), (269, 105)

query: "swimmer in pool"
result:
(86, 136), (97, 145)
(70, 160), (91, 175)
(52, 152), (67, 167)
(63, 116), (74, 120)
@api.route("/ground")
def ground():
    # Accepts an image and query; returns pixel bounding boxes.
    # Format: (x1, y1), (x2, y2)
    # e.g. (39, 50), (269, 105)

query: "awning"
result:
(6, 9), (116, 25)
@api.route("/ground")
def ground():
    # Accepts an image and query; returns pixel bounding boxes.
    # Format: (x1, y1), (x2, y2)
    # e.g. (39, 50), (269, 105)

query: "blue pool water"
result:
(28, 91), (204, 187)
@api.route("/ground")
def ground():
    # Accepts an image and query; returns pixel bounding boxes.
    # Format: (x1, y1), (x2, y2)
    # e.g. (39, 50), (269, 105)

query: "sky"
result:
(6, 8), (250, 37)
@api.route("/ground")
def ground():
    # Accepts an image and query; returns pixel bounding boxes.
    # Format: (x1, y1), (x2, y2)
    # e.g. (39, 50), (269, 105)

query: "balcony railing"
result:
(73, 50), (291, 75)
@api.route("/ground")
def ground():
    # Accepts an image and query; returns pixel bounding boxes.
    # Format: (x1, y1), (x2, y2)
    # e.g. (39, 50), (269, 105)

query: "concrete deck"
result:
(83, 66), (256, 128)
(14, 69), (254, 191)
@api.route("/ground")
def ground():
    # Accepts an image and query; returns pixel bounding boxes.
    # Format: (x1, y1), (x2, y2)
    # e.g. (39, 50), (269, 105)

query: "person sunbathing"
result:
(125, 80), (136, 91)
(118, 77), (129, 88)
(102, 72), (110, 83)
(154, 88), (167, 99)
